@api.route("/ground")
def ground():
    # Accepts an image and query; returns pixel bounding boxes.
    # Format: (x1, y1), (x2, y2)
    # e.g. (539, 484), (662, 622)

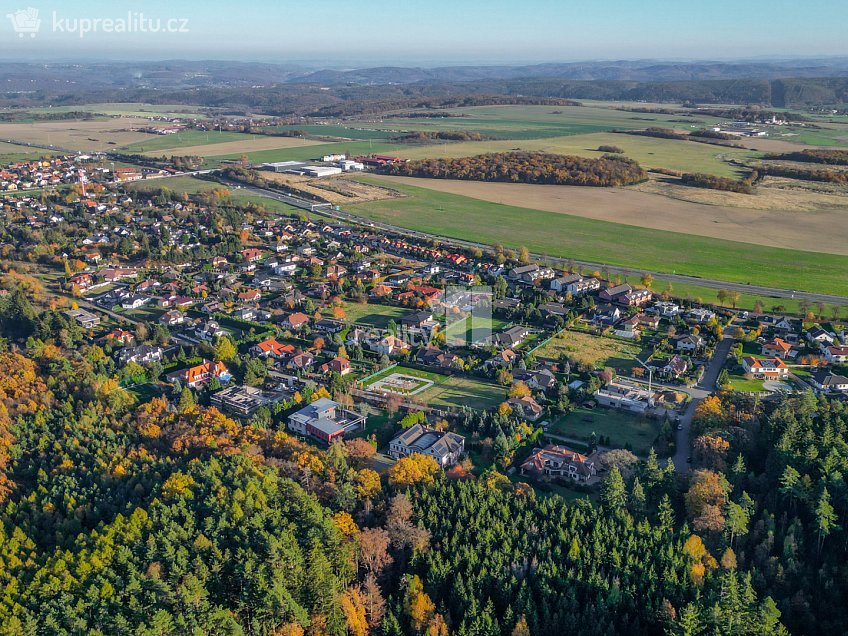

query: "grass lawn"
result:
(363, 365), (505, 410)
(348, 178), (848, 298)
(551, 406), (661, 456)
(726, 371), (766, 393)
(343, 302), (408, 328)
(535, 330), (646, 371)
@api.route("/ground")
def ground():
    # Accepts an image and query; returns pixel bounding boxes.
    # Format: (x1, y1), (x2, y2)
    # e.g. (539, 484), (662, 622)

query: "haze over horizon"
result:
(0, 0), (846, 64)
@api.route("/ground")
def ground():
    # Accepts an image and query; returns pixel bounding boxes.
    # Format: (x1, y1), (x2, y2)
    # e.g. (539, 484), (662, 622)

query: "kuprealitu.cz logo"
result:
(6, 7), (190, 39)
(6, 7), (41, 38)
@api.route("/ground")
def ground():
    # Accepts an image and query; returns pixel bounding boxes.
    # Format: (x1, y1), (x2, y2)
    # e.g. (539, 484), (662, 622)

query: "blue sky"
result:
(1, 0), (846, 64)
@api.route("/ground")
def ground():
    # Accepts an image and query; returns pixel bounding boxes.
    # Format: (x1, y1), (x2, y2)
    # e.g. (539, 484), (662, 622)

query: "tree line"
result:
(384, 151), (648, 187)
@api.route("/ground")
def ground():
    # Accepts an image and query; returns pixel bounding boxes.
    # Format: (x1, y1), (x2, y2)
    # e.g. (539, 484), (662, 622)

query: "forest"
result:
(680, 172), (757, 194)
(384, 152), (648, 187)
(765, 149), (848, 166)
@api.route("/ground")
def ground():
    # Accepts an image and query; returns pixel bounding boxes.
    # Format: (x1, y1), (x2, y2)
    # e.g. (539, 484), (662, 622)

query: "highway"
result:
(219, 177), (848, 306)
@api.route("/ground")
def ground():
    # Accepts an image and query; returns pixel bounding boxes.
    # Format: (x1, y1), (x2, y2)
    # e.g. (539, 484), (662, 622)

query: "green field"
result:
(535, 331), (646, 371)
(343, 302), (408, 328)
(10, 103), (215, 118)
(363, 365), (505, 410)
(348, 178), (848, 298)
(348, 104), (724, 141)
(551, 406), (661, 455)
(204, 140), (406, 166)
(120, 130), (260, 153)
(393, 131), (754, 178)
(261, 124), (400, 141)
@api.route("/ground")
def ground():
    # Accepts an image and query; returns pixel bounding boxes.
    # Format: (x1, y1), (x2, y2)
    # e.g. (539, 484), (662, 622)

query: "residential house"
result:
(251, 337), (296, 359)
(65, 308), (100, 329)
(825, 345), (848, 365)
(370, 335), (410, 356)
(519, 445), (597, 481)
(211, 385), (273, 417)
(170, 360), (231, 388)
(116, 344), (163, 367)
(507, 396), (544, 421)
(761, 338), (793, 359)
(492, 326), (530, 348)
(676, 334), (704, 353)
(388, 424), (465, 467)
(594, 381), (654, 412)
(314, 319), (345, 335)
(806, 326), (835, 347)
(660, 355), (689, 380)
(196, 320), (226, 342)
(319, 357), (352, 376)
(742, 356), (789, 380)
(287, 351), (315, 371)
(287, 397), (366, 444)
(159, 310), (185, 326)
(416, 346), (461, 370)
(282, 312), (310, 330)
(810, 370), (848, 394)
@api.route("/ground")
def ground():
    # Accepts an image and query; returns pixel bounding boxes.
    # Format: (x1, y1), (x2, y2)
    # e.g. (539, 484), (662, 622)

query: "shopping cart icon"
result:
(7, 8), (41, 38)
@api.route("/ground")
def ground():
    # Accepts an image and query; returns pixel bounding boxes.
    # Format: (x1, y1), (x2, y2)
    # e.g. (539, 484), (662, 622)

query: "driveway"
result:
(672, 336), (734, 473)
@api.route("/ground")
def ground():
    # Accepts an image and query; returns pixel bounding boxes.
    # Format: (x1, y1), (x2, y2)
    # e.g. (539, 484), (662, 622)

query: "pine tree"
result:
(601, 465), (627, 511)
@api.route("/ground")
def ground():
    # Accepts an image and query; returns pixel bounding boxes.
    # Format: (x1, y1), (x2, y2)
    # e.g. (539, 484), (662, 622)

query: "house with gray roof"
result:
(388, 424), (465, 467)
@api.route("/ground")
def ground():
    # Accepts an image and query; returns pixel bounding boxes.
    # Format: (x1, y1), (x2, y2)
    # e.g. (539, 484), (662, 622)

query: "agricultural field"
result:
(364, 174), (848, 255)
(259, 124), (401, 141)
(121, 132), (325, 157)
(202, 140), (407, 166)
(535, 330), (645, 372)
(349, 104), (725, 141)
(363, 365), (505, 410)
(11, 103), (216, 118)
(550, 406), (662, 456)
(392, 131), (754, 177)
(0, 118), (155, 151)
(348, 177), (848, 297)
(0, 142), (58, 162)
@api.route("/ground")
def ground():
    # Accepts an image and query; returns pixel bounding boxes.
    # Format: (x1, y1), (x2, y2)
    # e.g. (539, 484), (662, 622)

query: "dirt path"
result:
(368, 175), (848, 255)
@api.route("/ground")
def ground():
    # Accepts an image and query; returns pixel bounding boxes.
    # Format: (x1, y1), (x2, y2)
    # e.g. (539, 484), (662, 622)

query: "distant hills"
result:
(3, 59), (848, 111)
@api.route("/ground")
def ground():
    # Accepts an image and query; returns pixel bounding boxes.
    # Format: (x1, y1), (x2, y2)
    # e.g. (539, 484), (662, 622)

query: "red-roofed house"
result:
(251, 337), (295, 359)
(742, 356), (789, 379)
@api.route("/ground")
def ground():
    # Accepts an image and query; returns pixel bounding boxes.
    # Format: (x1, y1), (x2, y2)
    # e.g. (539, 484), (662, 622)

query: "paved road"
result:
(672, 337), (734, 473)
(220, 177), (848, 306)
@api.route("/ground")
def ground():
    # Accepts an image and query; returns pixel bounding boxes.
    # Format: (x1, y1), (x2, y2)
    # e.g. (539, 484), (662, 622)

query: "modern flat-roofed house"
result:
(211, 385), (272, 417)
(388, 424), (465, 467)
(520, 445), (597, 481)
(287, 398), (366, 445)
(595, 381), (654, 412)
(66, 308), (100, 329)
